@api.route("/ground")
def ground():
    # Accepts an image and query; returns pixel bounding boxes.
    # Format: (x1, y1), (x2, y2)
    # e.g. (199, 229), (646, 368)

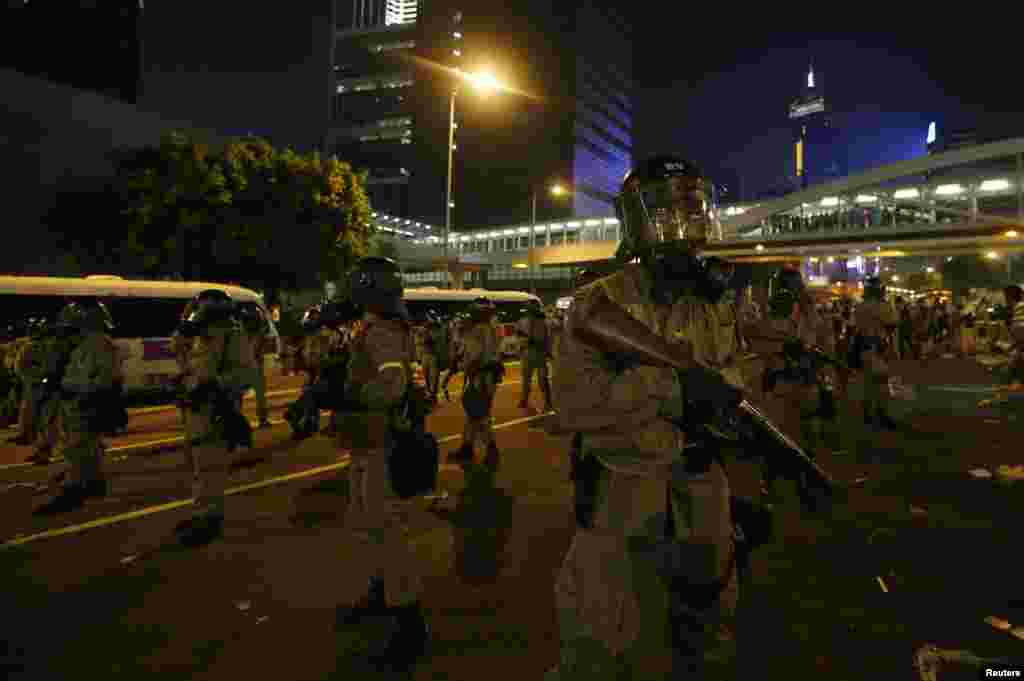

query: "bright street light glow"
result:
(1006, 230), (1019, 238)
(464, 69), (503, 93)
(934, 184), (963, 196)
(513, 263), (528, 269)
(566, 221), (582, 228)
(755, 244), (765, 251)
(827, 257), (835, 263)
(820, 197), (839, 207)
(856, 195), (877, 203)
(893, 188), (919, 199)
(550, 183), (568, 196)
(987, 251), (999, 259)
(517, 227), (530, 233)
(892, 275), (900, 281)
(926, 267), (935, 273)
(981, 179), (1010, 192)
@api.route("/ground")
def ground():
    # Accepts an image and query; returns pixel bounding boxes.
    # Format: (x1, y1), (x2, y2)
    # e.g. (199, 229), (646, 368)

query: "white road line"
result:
(0, 380), (527, 472)
(2, 409), (551, 547)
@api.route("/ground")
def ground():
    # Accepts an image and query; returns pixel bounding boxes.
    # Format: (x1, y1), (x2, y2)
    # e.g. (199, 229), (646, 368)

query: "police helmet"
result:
(237, 301), (268, 334)
(469, 296), (497, 321)
(524, 298), (545, 318)
(178, 289), (236, 336)
(769, 265), (805, 298)
(349, 257), (408, 320)
(574, 268), (603, 290)
(301, 305), (323, 333)
(615, 156), (722, 260)
(863, 276), (885, 301)
(321, 299), (363, 328)
(57, 299), (115, 334)
(25, 316), (51, 340)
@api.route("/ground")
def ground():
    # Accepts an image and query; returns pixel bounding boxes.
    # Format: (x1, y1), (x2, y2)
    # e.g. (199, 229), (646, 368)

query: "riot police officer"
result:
(550, 156), (745, 678)
(421, 311), (448, 403)
(237, 301), (271, 428)
(334, 256), (429, 672)
(855, 277), (899, 429)
(748, 267), (838, 504)
(173, 290), (248, 545)
(516, 299), (554, 413)
(34, 300), (117, 514)
(451, 297), (503, 470)
(14, 317), (49, 448)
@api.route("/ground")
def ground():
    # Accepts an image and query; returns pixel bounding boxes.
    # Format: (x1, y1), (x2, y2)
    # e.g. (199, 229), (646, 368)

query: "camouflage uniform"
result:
(517, 311), (554, 412)
(183, 318), (245, 520)
(551, 262), (740, 679)
(303, 324), (339, 433)
(14, 335), (47, 442)
(237, 326), (269, 424)
(337, 311), (423, 607)
(58, 329), (117, 492)
(855, 298), (899, 425)
(171, 330), (194, 463)
(32, 334), (73, 459)
(457, 317), (501, 463)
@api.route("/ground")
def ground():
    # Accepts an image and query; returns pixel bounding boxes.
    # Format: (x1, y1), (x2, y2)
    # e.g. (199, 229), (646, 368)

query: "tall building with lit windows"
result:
(330, 0), (633, 228)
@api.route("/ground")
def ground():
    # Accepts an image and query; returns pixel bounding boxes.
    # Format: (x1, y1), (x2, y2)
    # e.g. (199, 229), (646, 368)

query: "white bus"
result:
(403, 287), (541, 357)
(0, 275), (280, 395)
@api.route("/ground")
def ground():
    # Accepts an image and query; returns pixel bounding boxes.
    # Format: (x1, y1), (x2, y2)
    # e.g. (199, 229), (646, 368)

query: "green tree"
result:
(59, 131), (374, 291)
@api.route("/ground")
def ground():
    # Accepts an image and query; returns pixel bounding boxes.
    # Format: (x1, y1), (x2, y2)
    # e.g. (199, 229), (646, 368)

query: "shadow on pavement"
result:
(0, 542), (222, 680)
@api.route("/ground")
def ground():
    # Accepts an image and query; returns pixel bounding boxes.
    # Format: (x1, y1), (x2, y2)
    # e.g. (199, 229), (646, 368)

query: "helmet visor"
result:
(618, 174), (721, 252)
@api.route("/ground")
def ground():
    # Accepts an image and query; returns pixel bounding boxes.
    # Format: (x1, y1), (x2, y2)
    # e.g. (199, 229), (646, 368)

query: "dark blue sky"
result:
(631, 26), (1021, 200)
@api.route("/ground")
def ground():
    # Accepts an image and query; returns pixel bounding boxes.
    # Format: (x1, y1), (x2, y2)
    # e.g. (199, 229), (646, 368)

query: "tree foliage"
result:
(49, 131), (374, 292)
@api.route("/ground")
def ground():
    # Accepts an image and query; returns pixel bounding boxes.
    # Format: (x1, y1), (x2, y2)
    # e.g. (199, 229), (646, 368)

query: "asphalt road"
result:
(1, 357), (1023, 680)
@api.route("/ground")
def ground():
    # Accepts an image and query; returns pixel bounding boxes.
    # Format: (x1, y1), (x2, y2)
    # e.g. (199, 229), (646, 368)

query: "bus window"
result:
(103, 298), (189, 339)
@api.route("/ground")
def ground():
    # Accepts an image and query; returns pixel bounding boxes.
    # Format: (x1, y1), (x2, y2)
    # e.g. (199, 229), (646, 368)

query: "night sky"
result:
(628, 16), (1024, 201)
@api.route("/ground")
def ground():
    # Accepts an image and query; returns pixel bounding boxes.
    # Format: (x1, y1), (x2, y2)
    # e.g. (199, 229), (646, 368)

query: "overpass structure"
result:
(382, 136), (1024, 289)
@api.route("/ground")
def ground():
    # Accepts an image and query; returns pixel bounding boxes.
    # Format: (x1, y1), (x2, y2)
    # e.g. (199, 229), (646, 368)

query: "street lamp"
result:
(444, 68), (505, 287)
(529, 182), (572, 295)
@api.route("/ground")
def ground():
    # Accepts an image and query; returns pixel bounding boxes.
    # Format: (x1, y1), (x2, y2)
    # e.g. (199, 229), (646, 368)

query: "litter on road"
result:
(236, 601), (251, 612)
(876, 576), (889, 593)
(968, 468), (993, 479)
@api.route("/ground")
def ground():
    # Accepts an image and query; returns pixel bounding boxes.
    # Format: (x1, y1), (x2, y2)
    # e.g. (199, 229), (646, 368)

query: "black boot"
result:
(336, 577), (387, 628)
(82, 478), (109, 499)
(369, 602), (429, 671)
(449, 443), (474, 464)
(875, 409), (899, 430)
(484, 442), (500, 473)
(175, 513), (224, 547)
(33, 484), (87, 515)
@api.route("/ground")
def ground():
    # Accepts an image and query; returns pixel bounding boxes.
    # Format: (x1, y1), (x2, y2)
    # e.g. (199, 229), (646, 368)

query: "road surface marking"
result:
(0, 381), (525, 471)
(2, 410), (550, 547)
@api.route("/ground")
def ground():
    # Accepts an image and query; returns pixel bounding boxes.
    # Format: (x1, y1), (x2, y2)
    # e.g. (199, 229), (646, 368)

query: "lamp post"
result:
(443, 68), (503, 289)
(529, 182), (570, 295)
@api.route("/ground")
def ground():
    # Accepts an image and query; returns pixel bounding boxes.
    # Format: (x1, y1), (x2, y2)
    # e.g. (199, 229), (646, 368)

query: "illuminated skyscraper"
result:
(789, 64), (840, 187)
(385, 0), (418, 26)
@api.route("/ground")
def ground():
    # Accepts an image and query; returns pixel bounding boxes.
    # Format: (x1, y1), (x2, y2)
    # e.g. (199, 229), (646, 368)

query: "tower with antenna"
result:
(789, 63), (829, 190)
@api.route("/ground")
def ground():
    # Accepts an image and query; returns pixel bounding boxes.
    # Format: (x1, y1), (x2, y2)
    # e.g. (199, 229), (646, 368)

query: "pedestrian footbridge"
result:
(381, 136), (1024, 286)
